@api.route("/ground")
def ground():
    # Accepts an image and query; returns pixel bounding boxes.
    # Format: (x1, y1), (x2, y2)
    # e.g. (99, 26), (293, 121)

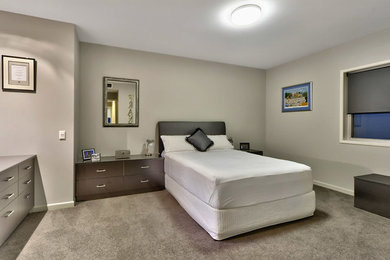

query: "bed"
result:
(158, 121), (316, 240)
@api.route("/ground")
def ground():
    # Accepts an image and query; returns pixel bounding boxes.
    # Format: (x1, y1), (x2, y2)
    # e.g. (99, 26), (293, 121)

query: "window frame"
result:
(339, 60), (390, 147)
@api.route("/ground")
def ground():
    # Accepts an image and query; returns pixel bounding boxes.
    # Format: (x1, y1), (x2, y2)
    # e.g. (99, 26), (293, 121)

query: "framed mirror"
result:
(103, 77), (139, 127)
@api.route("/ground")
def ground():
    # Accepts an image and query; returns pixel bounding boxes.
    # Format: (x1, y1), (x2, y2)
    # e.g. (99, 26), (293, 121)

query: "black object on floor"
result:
(354, 173), (390, 219)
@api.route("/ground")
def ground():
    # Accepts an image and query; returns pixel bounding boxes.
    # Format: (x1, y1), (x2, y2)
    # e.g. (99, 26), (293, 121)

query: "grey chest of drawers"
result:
(0, 155), (35, 246)
(75, 154), (164, 201)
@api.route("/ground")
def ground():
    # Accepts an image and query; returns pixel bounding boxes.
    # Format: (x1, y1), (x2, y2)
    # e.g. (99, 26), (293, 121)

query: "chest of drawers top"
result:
(0, 155), (36, 173)
(75, 154), (161, 164)
(76, 155), (163, 178)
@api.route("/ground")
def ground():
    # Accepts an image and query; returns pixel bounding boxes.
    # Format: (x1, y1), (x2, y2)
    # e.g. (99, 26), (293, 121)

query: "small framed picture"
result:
(2, 55), (36, 92)
(240, 142), (250, 151)
(282, 82), (312, 112)
(82, 148), (95, 161)
(91, 153), (101, 162)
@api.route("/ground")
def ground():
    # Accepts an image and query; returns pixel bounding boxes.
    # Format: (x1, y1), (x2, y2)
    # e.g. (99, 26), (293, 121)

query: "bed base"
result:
(166, 175), (315, 240)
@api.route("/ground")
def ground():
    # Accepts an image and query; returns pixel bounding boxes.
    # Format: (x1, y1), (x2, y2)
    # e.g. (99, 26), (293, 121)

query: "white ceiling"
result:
(2, 0), (390, 69)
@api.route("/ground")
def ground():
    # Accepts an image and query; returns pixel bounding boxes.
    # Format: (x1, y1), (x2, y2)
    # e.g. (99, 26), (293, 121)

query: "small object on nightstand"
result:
(115, 150), (130, 159)
(240, 142), (250, 151)
(82, 148), (95, 161)
(91, 153), (101, 162)
(145, 139), (154, 156)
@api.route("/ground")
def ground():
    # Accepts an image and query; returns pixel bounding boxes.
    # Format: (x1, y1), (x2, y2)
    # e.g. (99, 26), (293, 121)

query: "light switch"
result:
(59, 130), (66, 140)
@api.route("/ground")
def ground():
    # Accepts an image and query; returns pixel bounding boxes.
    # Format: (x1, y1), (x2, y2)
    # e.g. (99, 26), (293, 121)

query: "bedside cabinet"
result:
(354, 174), (390, 219)
(246, 149), (263, 155)
(239, 149), (263, 155)
(76, 155), (164, 201)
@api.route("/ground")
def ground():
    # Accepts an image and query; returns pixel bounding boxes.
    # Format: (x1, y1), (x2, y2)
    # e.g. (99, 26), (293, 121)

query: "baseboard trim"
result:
(30, 201), (75, 213)
(314, 180), (354, 196)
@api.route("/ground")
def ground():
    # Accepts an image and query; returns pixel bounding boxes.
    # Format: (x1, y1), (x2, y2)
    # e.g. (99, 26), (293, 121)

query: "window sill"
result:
(340, 138), (390, 148)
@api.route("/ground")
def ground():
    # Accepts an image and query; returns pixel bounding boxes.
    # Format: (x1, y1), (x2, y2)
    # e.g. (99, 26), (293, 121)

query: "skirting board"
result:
(30, 201), (75, 213)
(314, 180), (354, 196)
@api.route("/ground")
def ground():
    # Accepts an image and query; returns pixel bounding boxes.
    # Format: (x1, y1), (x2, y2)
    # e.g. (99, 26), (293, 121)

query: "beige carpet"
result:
(1, 186), (390, 260)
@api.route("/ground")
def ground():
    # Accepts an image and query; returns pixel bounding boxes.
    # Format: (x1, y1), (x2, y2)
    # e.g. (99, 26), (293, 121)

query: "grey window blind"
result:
(347, 66), (390, 114)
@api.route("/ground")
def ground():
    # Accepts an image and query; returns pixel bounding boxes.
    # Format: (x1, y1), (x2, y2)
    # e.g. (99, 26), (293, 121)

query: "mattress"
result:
(163, 149), (313, 209)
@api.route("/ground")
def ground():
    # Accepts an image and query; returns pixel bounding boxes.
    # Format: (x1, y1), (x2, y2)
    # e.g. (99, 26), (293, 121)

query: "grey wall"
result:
(5, 9), (386, 206)
(265, 28), (390, 194)
(79, 43), (266, 156)
(0, 11), (77, 207)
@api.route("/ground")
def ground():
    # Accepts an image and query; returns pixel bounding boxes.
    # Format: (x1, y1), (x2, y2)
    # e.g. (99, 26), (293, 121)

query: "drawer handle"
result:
(26, 193), (31, 199)
(96, 169), (107, 173)
(140, 179), (149, 183)
(25, 179), (32, 185)
(4, 176), (15, 182)
(4, 210), (15, 218)
(24, 166), (32, 170)
(4, 193), (15, 200)
(96, 184), (106, 188)
(140, 166), (150, 169)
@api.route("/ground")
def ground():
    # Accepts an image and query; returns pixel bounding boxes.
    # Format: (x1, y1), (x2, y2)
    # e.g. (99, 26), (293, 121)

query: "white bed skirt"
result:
(166, 175), (316, 240)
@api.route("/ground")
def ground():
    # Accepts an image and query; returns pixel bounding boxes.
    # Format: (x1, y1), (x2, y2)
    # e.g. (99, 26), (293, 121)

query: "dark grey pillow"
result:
(186, 128), (214, 152)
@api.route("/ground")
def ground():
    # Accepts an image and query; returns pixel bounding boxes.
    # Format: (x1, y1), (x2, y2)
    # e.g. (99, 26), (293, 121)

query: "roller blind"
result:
(347, 66), (390, 114)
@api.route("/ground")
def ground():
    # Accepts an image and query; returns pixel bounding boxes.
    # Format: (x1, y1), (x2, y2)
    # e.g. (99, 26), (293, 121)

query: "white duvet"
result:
(163, 149), (313, 209)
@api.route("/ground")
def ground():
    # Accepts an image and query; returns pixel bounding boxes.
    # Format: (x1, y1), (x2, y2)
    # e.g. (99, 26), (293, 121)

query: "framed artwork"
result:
(282, 82), (312, 112)
(2, 55), (36, 92)
(82, 148), (95, 161)
(239, 142), (250, 151)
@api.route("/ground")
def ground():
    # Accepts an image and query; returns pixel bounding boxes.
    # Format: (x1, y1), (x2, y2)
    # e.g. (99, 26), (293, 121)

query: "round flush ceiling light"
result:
(231, 4), (261, 26)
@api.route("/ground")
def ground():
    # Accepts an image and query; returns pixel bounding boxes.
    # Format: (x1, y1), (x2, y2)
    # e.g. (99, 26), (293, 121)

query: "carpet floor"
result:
(0, 186), (390, 260)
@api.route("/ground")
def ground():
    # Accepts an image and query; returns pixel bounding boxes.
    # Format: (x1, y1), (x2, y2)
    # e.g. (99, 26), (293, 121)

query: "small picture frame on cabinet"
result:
(82, 148), (95, 161)
(91, 153), (101, 162)
(239, 142), (250, 151)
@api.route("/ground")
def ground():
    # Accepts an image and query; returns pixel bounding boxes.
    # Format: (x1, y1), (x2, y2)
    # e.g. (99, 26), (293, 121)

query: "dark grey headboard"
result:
(157, 121), (226, 154)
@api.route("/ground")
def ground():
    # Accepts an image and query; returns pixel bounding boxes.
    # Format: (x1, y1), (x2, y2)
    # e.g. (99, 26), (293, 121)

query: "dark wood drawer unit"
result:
(77, 177), (124, 199)
(0, 155), (35, 246)
(246, 149), (263, 156)
(76, 161), (123, 180)
(124, 158), (163, 176)
(76, 154), (164, 201)
(354, 174), (390, 219)
(124, 173), (163, 192)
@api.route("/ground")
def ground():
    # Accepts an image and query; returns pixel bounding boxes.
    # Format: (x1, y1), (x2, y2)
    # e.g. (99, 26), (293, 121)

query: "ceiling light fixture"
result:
(231, 4), (261, 26)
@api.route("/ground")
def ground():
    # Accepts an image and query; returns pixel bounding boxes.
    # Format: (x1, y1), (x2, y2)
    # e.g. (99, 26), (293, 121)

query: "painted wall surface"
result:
(0, 11), (77, 207)
(79, 42), (266, 156)
(265, 28), (390, 194)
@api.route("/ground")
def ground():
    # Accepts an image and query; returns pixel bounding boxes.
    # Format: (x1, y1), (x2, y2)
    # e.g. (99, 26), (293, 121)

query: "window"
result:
(340, 61), (390, 147)
(353, 113), (390, 140)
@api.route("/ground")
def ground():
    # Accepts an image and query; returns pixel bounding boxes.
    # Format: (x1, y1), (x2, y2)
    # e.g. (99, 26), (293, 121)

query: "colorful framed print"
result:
(82, 148), (95, 161)
(2, 55), (36, 92)
(282, 82), (312, 112)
